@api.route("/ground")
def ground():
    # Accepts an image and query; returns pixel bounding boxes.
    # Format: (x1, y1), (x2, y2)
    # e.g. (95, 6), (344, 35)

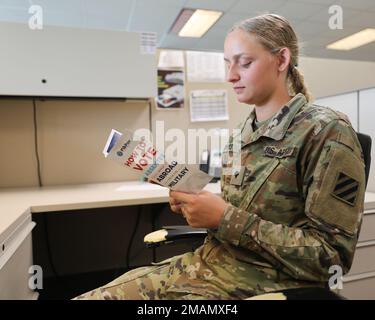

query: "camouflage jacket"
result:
(163, 93), (365, 299)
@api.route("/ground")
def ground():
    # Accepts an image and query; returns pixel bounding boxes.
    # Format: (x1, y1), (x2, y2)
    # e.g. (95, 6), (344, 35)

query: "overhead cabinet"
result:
(0, 22), (157, 98)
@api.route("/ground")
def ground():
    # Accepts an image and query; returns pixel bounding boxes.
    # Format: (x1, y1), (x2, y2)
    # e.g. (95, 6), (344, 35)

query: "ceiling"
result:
(1, 0), (375, 62)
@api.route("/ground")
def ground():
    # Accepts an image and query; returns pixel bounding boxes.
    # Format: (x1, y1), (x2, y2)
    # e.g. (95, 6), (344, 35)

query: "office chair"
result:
(144, 132), (372, 299)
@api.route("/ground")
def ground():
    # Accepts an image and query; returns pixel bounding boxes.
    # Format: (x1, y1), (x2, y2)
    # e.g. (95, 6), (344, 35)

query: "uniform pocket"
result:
(239, 158), (280, 210)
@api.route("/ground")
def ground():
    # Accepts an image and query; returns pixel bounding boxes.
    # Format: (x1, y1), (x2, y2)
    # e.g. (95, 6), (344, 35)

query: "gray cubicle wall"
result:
(315, 87), (375, 299)
(359, 88), (375, 193)
(315, 87), (375, 192)
(314, 91), (359, 131)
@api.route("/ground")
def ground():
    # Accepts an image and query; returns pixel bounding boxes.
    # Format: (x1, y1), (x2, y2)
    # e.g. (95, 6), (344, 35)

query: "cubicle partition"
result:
(314, 87), (375, 191)
(315, 88), (375, 299)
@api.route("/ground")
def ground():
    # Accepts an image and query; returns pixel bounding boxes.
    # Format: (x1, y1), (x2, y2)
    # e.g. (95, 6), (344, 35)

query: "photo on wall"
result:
(156, 69), (185, 109)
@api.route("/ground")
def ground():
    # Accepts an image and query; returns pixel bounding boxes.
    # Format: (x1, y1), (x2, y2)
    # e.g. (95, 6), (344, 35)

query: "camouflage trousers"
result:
(73, 238), (317, 300)
(73, 263), (211, 300)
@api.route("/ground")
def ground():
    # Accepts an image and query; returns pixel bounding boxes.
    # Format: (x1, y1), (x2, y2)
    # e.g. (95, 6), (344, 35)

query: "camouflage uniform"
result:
(74, 93), (365, 300)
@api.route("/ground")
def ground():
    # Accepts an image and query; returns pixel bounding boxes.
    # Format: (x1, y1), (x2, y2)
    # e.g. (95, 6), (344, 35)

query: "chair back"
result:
(356, 132), (372, 188)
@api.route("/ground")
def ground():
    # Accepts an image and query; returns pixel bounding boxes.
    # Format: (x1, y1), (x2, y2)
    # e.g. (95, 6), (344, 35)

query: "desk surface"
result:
(1, 180), (375, 246)
(0, 181), (220, 244)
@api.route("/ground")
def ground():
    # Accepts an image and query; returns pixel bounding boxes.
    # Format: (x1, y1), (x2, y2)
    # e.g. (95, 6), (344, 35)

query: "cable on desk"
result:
(32, 99), (43, 187)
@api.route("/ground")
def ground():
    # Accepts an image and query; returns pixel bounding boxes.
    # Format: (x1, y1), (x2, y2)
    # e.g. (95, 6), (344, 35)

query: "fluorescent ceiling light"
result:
(326, 28), (375, 50)
(170, 8), (223, 38)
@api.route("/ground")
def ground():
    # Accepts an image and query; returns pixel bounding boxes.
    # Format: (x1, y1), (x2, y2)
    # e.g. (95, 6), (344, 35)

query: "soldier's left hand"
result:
(169, 190), (228, 229)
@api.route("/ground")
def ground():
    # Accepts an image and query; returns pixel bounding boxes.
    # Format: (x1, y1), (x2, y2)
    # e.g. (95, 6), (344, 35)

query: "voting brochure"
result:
(103, 129), (213, 193)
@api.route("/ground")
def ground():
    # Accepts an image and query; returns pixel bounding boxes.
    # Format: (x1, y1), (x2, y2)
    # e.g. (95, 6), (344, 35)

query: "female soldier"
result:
(75, 13), (365, 300)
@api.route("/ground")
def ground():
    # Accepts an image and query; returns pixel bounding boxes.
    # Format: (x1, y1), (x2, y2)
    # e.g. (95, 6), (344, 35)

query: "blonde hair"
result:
(230, 14), (311, 102)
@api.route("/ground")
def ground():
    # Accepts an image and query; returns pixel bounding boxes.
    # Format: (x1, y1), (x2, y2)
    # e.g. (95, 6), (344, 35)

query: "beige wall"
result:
(0, 98), (150, 187)
(1, 53), (375, 188)
(0, 99), (39, 187)
(151, 81), (251, 164)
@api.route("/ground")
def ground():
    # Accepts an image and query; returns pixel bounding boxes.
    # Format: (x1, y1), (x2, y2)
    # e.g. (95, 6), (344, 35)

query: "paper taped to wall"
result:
(103, 129), (213, 193)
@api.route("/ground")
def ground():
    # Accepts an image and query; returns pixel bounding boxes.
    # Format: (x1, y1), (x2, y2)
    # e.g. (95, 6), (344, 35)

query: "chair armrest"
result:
(144, 226), (207, 247)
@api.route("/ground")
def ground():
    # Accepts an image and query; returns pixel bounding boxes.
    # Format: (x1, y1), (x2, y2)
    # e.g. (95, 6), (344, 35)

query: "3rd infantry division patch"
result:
(332, 172), (359, 206)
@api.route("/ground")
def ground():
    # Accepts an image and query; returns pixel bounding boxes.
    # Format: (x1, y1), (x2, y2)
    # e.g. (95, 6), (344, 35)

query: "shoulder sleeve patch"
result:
(331, 172), (359, 206)
(306, 141), (365, 236)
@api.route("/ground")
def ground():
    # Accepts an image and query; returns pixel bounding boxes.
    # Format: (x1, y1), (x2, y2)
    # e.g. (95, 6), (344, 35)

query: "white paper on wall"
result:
(190, 89), (228, 122)
(158, 50), (184, 68)
(140, 32), (157, 55)
(186, 51), (225, 82)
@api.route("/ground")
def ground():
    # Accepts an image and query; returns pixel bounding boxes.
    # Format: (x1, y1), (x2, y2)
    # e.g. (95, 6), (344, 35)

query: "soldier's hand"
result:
(169, 190), (228, 229)
(169, 190), (184, 215)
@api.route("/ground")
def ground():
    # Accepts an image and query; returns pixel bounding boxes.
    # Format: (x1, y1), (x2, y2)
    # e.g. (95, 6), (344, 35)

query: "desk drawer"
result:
(349, 241), (375, 275)
(0, 214), (37, 300)
(358, 211), (375, 242)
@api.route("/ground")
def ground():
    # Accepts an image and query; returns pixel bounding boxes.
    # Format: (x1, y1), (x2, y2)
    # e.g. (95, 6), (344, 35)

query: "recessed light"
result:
(170, 8), (223, 38)
(327, 28), (375, 50)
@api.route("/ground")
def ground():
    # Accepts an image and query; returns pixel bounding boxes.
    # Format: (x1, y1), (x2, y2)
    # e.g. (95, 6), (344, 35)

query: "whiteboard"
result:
(0, 22), (157, 98)
(314, 92), (358, 131)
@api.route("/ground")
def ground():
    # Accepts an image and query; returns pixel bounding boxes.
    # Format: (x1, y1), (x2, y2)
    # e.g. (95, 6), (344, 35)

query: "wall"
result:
(300, 56), (375, 100)
(0, 98), (150, 187)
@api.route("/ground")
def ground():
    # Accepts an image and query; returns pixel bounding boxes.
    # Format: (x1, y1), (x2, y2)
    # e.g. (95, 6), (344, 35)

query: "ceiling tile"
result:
(183, 0), (239, 12)
(230, 0), (287, 14)
(275, 0), (327, 20)
(331, 0), (375, 11)
(0, 6), (28, 22)
(142, 0), (185, 6)
(214, 12), (257, 30)
(129, 1), (182, 36)
(82, 0), (133, 30)
(294, 20), (331, 40)
(307, 6), (335, 23)
(309, 5), (375, 29)
(340, 9), (375, 28)
(20, 0), (85, 27)
(287, 0), (335, 4)
(0, 0), (29, 8)
(28, 0), (84, 13)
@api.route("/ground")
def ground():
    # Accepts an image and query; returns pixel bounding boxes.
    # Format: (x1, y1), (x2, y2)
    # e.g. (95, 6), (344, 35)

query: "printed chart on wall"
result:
(156, 69), (185, 109)
(190, 90), (229, 122)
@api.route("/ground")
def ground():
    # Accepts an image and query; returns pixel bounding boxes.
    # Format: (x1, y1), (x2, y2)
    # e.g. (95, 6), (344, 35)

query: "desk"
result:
(0, 181), (220, 299)
(0, 182), (375, 299)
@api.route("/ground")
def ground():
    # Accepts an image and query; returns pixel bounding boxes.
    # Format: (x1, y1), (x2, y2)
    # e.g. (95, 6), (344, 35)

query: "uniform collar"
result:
(241, 93), (307, 147)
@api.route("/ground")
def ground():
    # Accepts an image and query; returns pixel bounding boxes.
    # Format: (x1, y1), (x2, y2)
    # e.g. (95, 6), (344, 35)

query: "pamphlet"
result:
(103, 129), (213, 193)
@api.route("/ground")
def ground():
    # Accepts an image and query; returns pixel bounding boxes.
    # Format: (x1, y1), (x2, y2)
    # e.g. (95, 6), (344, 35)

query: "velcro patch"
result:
(230, 166), (246, 186)
(331, 172), (359, 206)
(263, 146), (295, 158)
